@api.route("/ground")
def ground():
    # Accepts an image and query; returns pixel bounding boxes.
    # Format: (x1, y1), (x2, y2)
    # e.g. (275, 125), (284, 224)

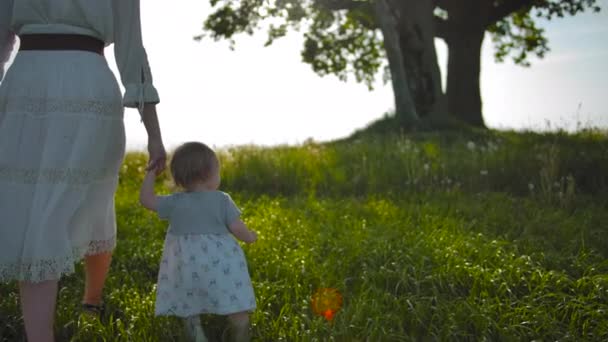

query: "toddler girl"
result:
(140, 141), (257, 341)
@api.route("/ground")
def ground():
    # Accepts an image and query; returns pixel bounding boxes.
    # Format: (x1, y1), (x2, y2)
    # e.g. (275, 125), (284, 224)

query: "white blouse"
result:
(0, 0), (159, 107)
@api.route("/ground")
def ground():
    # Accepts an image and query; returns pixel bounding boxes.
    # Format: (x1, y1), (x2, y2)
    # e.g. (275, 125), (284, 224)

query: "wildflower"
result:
(528, 183), (535, 191)
(480, 170), (488, 176)
(424, 163), (430, 172)
(467, 141), (476, 150)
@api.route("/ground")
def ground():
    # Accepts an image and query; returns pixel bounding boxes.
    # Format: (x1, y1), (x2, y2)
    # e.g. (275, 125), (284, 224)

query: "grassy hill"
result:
(1, 128), (607, 341)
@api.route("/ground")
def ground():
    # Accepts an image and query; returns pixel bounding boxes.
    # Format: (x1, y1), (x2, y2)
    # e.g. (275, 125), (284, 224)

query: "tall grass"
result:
(1, 129), (607, 341)
(219, 130), (608, 199)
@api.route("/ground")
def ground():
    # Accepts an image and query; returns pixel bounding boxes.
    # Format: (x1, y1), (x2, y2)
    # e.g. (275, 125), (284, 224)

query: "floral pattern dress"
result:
(154, 191), (256, 317)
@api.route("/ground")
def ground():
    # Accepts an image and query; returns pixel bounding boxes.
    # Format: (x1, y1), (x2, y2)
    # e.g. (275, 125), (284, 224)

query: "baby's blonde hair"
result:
(170, 142), (218, 189)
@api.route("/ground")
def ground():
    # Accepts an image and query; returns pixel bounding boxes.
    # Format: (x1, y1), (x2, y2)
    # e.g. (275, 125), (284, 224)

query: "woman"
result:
(0, 1), (166, 341)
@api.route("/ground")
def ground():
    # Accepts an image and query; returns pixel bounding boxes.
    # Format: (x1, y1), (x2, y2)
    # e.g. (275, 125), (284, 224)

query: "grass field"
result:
(1, 128), (607, 341)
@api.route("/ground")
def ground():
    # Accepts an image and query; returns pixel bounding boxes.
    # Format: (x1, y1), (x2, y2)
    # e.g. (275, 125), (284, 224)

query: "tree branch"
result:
(486, 0), (534, 26)
(434, 16), (449, 40)
(314, 0), (363, 11)
(435, 0), (449, 11)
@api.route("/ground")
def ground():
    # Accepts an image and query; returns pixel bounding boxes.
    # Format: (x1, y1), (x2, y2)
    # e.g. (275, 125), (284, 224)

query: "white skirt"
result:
(155, 234), (256, 317)
(0, 50), (125, 282)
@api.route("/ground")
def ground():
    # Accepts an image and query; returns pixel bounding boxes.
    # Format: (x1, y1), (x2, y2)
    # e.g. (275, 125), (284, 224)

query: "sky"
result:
(4, 1), (608, 151)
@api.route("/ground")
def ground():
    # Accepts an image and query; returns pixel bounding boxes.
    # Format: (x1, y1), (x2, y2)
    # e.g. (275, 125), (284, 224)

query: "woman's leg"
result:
(19, 280), (58, 342)
(227, 311), (250, 342)
(82, 251), (113, 305)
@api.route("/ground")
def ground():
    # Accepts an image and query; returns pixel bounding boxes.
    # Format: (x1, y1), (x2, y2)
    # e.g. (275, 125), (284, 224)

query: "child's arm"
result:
(140, 169), (159, 211)
(228, 219), (257, 244)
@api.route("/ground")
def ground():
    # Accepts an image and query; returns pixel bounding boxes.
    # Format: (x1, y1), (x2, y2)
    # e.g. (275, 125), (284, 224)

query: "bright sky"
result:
(5, 1), (608, 151)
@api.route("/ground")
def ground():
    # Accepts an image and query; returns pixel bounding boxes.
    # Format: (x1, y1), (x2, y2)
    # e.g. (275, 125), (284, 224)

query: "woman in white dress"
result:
(0, 1), (166, 341)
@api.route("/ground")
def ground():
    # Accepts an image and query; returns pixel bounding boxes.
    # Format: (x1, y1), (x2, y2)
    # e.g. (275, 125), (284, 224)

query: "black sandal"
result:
(81, 302), (106, 318)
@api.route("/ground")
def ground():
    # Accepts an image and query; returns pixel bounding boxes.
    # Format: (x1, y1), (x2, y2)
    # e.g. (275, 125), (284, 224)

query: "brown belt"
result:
(19, 34), (104, 55)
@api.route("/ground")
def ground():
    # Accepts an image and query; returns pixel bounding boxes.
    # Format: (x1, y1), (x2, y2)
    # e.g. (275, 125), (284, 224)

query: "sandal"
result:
(81, 302), (106, 318)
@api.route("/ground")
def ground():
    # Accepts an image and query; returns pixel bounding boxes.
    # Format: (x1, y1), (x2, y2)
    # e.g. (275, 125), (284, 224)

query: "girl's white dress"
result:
(0, 0), (159, 282)
(154, 191), (256, 317)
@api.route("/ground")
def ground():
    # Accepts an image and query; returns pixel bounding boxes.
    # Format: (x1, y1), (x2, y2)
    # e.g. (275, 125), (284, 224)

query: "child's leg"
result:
(183, 315), (207, 342)
(226, 311), (250, 342)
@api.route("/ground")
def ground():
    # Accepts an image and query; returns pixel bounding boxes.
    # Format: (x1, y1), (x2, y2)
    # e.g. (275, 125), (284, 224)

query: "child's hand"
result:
(146, 164), (162, 176)
(248, 230), (258, 243)
(229, 219), (257, 243)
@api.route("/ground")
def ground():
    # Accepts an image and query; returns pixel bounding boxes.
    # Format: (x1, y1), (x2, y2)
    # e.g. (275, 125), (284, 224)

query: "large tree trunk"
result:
(395, 0), (447, 121)
(445, 30), (486, 127)
(440, 0), (491, 128)
(374, 0), (418, 125)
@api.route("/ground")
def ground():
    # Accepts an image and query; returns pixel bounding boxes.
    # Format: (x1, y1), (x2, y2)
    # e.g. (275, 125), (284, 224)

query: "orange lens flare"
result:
(311, 288), (343, 321)
(323, 309), (335, 321)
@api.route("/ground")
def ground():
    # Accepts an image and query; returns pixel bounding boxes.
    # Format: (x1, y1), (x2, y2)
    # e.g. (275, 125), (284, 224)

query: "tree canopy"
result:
(198, 0), (601, 128)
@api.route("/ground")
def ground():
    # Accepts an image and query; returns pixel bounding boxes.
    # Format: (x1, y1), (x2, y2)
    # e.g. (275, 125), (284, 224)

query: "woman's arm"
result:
(112, 0), (159, 108)
(140, 104), (166, 173)
(140, 169), (159, 211)
(112, 0), (166, 172)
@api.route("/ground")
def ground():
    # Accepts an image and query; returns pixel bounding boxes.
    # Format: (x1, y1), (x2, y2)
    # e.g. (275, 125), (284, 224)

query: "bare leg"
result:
(19, 280), (58, 342)
(227, 312), (250, 342)
(82, 251), (112, 305)
(183, 316), (207, 342)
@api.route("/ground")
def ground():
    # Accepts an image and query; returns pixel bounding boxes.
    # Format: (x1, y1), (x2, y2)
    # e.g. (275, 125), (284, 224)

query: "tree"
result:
(198, 0), (601, 129)
(373, 0), (418, 124)
(198, 0), (444, 126)
(435, 0), (601, 127)
(369, 0), (445, 125)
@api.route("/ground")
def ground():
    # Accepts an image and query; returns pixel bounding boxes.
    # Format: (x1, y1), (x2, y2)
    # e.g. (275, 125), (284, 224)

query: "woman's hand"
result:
(140, 103), (166, 174)
(147, 136), (166, 175)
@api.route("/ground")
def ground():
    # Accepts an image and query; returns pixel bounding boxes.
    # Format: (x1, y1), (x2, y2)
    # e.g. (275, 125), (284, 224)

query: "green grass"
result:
(1, 129), (607, 341)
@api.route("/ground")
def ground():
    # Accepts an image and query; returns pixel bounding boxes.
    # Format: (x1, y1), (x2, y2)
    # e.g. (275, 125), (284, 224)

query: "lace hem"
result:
(0, 96), (123, 118)
(0, 166), (116, 185)
(0, 236), (116, 283)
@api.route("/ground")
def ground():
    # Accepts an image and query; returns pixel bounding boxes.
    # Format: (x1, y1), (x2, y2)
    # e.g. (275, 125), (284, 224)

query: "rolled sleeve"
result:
(111, 0), (159, 111)
(122, 82), (159, 108)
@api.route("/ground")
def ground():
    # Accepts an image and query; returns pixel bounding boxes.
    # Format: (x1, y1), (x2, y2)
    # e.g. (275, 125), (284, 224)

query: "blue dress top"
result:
(157, 191), (241, 236)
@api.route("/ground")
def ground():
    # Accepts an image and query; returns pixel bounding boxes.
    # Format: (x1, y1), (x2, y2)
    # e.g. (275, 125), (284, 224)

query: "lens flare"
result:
(311, 288), (343, 321)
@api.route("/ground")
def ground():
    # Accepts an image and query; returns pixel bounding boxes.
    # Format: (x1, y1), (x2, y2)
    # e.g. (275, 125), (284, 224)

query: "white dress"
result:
(155, 234), (257, 317)
(154, 192), (257, 317)
(0, 0), (160, 282)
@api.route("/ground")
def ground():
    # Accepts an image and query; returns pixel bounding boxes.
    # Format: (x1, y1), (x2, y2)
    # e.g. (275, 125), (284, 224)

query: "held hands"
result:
(146, 136), (166, 175)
